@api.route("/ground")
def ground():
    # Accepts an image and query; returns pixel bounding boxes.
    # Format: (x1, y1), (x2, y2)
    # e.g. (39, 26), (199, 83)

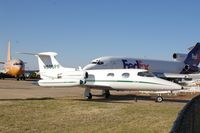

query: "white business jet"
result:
(24, 52), (182, 102)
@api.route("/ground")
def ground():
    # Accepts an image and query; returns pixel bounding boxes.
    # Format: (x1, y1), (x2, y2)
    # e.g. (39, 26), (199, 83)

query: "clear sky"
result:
(0, 0), (199, 69)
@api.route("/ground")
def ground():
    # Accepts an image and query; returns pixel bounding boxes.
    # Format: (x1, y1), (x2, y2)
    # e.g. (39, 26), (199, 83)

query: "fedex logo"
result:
(122, 59), (149, 70)
(192, 54), (200, 61)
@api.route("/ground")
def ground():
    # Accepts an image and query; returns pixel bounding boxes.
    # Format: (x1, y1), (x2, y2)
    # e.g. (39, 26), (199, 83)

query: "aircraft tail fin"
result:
(184, 42), (200, 66)
(20, 52), (76, 79)
(19, 52), (87, 86)
(7, 40), (11, 62)
(36, 52), (63, 75)
(182, 42), (200, 73)
(36, 52), (76, 79)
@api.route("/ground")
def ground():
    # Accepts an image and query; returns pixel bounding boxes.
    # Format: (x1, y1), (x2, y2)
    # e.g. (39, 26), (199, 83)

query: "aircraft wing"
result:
(85, 80), (112, 89)
(85, 85), (112, 90)
(154, 72), (189, 79)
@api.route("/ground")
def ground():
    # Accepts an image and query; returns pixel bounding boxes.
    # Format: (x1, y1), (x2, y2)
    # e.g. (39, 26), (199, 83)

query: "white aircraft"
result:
(23, 52), (182, 102)
(83, 42), (200, 81)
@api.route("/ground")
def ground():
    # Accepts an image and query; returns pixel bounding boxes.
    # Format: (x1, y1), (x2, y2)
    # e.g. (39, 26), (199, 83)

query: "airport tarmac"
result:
(0, 79), (198, 102)
(0, 80), (85, 99)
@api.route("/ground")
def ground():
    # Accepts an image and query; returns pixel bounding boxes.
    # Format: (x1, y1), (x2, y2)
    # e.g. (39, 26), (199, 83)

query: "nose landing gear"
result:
(156, 96), (163, 103)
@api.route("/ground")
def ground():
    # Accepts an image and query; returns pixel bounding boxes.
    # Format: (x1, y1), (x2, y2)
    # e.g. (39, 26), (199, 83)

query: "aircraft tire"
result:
(103, 90), (111, 99)
(104, 93), (110, 99)
(156, 96), (163, 103)
(23, 74), (26, 80)
(86, 93), (92, 100)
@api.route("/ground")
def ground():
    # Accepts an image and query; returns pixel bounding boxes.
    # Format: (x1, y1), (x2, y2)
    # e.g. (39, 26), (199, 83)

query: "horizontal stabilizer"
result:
(154, 72), (189, 79)
(18, 52), (58, 56)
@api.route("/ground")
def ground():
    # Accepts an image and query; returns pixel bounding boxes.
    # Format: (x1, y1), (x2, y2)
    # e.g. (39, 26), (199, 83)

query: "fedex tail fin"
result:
(184, 42), (200, 66)
(182, 42), (200, 73)
(7, 40), (11, 62)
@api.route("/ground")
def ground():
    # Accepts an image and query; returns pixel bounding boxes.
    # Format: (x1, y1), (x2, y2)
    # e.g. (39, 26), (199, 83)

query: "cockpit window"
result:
(91, 60), (104, 65)
(138, 71), (155, 77)
(13, 62), (23, 65)
(92, 61), (97, 64)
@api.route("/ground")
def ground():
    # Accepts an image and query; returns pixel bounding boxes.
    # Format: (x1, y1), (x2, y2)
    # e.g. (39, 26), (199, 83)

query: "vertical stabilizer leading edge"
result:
(182, 42), (200, 73)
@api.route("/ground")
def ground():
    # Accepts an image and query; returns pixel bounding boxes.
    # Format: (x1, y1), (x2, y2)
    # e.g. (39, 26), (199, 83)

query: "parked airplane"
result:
(23, 52), (182, 102)
(0, 40), (25, 80)
(83, 42), (200, 81)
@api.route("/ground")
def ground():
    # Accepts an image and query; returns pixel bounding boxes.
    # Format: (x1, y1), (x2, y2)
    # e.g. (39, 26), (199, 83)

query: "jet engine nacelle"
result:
(173, 53), (187, 62)
(181, 64), (199, 74)
(184, 64), (190, 71)
(38, 78), (84, 87)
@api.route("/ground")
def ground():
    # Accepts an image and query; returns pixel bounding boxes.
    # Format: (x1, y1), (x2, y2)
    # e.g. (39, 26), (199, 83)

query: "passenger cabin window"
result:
(13, 62), (23, 65)
(138, 71), (154, 77)
(122, 73), (130, 78)
(107, 73), (114, 77)
(91, 60), (104, 65)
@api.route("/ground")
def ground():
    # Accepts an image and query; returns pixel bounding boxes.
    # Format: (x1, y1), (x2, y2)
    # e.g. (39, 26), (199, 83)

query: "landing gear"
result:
(0, 73), (5, 80)
(87, 93), (92, 99)
(84, 88), (92, 100)
(17, 74), (26, 81)
(156, 96), (163, 103)
(103, 90), (110, 99)
(20, 75), (26, 80)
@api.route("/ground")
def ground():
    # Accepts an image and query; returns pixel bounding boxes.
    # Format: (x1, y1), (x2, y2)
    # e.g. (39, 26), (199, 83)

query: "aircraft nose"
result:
(169, 82), (182, 90)
(157, 78), (182, 90)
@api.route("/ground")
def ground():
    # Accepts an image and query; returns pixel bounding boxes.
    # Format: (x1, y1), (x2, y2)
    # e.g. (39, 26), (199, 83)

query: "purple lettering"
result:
(122, 59), (149, 70)
(122, 59), (135, 69)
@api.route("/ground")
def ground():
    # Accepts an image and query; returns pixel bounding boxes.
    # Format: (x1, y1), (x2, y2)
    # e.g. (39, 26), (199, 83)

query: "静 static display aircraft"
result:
(0, 40), (25, 80)
(23, 52), (182, 102)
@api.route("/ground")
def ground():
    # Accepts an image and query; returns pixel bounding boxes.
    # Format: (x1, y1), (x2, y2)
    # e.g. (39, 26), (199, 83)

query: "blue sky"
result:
(0, 0), (199, 69)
